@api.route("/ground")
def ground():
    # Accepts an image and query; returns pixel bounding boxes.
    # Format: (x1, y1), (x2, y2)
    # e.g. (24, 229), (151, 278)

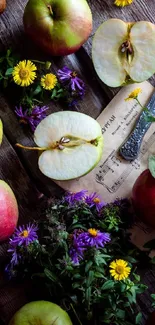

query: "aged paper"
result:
(56, 81), (155, 250)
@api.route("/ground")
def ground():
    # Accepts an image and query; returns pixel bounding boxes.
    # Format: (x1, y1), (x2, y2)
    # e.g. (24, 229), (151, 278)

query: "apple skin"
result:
(132, 169), (155, 227)
(0, 180), (19, 241)
(0, 119), (3, 145)
(146, 312), (155, 325)
(23, 0), (92, 56)
(9, 301), (73, 325)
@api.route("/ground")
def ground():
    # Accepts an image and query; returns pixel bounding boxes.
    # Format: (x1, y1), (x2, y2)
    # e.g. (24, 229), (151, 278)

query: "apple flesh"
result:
(0, 180), (19, 241)
(17, 111), (103, 181)
(92, 19), (155, 87)
(23, 0), (92, 56)
(132, 169), (155, 227)
(0, 119), (3, 145)
(9, 301), (73, 325)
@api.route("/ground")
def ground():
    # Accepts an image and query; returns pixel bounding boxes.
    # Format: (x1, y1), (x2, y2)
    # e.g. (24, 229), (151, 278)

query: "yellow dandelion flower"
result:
(109, 259), (131, 281)
(114, 0), (133, 7)
(41, 73), (57, 90)
(125, 88), (142, 101)
(12, 60), (37, 87)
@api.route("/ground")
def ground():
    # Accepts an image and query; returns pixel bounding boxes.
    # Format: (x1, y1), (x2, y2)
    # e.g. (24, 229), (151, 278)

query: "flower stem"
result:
(70, 304), (83, 325)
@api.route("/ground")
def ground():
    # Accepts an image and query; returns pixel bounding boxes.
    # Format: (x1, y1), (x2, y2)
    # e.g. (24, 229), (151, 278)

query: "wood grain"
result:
(0, 0), (155, 323)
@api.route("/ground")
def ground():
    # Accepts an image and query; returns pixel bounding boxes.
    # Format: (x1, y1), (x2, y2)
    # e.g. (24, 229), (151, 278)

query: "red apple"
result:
(132, 169), (155, 227)
(0, 180), (19, 241)
(23, 0), (92, 56)
(146, 312), (155, 325)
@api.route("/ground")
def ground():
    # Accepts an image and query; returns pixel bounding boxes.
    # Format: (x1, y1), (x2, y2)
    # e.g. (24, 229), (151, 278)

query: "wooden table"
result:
(0, 0), (155, 323)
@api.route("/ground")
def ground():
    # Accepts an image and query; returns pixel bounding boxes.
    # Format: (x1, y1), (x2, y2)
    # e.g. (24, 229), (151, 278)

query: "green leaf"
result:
(51, 88), (57, 99)
(126, 256), (137, 264)
(86, 270), (94, 287)
(85, 287), (91, 305)
(72, 282), (81, 289)
(144, 239), (155, 249)
(94, 272), (105, 278)
(5, 67), (13, 76)
(148, 155), (155, 178)
(33, 85), (42, 95)
(101, 280), (114, 291)
(151, 294), (155, 301)
(85, 260), (93, 273)
(44, 268), (58, 282)
(133, 273), (140, 282)
(116, 309), (125, 319)
(135, 312), (142, 324)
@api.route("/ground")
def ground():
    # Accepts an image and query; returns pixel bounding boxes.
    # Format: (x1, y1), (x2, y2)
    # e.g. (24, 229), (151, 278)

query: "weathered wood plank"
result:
(0, 134), (46, 322)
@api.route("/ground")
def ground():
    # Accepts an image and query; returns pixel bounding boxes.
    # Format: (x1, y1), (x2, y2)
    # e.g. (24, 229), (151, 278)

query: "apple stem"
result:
(47, 4), (53, 16)
(16, 143), (47, 151)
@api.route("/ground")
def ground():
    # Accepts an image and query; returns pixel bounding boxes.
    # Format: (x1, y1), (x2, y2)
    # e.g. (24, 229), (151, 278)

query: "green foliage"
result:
(6, 197), (146, 325)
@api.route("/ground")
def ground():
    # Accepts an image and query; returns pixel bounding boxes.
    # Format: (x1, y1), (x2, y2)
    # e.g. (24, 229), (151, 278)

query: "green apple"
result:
(16, 111), (103, 181)
(92, 19), (155, 87)
(9, 301), (73, 325)
(23, 0), (92, 56)
(0, 119), (3, 145)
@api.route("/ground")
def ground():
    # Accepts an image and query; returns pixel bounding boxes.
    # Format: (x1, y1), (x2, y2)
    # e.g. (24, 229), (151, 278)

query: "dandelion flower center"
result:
(114, 0), (133, 7)
(116, 265), (124, 274)
(93, 198), (100, 204)
(20, 230), (29, 238)
(125, 88), (142, 101)
(41, 73), (57, 90)
(88, 228), (98, 237)
(19, 68), (30, 80)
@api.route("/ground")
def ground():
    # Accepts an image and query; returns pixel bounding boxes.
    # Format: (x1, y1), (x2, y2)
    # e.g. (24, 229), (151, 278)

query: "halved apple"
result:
(0, 119), (3, 145)
(17, 111), (103, 180)
(92, 19), (155, 87)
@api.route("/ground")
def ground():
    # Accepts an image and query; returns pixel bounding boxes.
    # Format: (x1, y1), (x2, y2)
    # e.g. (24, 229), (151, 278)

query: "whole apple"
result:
(0, 180), (19, 241)
(132, 169), (155, 227)
(23, 0), (92, 56)
(9, 301), (73, 325)
(146, 312), (155, 325)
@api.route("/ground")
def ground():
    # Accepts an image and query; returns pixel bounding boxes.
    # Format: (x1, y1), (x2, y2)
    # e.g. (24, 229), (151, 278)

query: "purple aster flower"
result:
(85, 192), (106, 212)
(57, 66), (85, 97)
(77, 229), (111, 249)
(5, 264), (17, 280)
(69, 231), (86, 265)
(64, 190), (88, 204)
(9, 223), (38, 247)
(15, 105), (49, 131)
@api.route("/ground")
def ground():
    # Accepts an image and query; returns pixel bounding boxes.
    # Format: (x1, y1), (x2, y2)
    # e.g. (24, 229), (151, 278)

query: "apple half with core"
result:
(92, 19), (155, 87)
(23, 0), (92, 56)
(0, 180), (19, 241)
(16, 111), (103, 181)
(0, 119), (3, 145)
(9, 301), (73, 325)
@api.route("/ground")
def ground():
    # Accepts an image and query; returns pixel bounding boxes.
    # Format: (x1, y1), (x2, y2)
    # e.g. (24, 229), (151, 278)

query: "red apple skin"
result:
(0, 180), (19, 241)
(132, 169), (155, 227)
(23, 0), (92, 56)
(146, 312), (155, 325)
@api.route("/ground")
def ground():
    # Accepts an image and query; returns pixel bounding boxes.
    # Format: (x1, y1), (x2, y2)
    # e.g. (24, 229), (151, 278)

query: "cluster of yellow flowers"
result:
(114, 0), (133, 7)
(12, 60), (57, 90)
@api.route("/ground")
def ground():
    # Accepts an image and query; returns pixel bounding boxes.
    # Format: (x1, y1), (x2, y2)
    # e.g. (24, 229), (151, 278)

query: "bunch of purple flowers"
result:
(64, 190), (105, 212)
(69, 228), (111, 265)
(5, 223), (38, 277)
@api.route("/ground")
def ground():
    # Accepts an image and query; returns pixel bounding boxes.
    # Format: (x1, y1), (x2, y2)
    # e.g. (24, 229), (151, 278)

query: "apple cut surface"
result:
(128, 21), (155, 82)
(92, 19), (128, 87)
(34, 111), (103, 180)
(92, 19), (155, 87)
